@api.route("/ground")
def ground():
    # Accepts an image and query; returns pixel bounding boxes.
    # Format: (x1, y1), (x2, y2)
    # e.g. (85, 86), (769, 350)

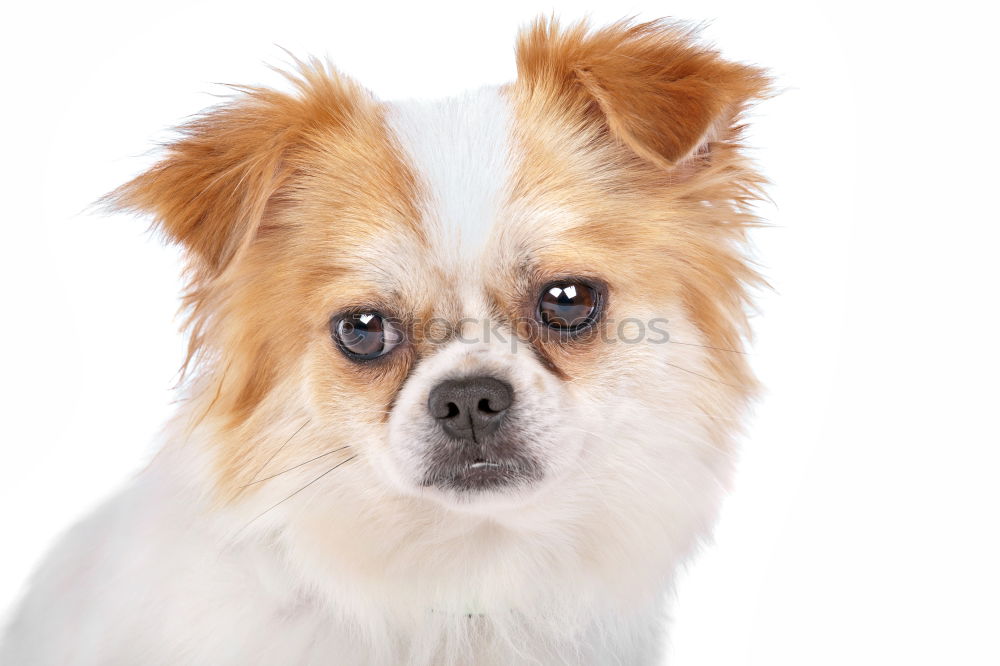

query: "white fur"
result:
(1, 88), (740, 665)
(385, 87), (514, 263)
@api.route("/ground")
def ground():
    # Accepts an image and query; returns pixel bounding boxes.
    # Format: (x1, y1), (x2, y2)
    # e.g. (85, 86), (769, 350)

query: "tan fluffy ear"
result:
(516, 18), (770, 169)
(104, 61), (365, 278)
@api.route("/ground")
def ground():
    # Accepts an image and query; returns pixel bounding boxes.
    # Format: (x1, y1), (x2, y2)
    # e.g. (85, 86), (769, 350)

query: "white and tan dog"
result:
(1, 18), (770, 665)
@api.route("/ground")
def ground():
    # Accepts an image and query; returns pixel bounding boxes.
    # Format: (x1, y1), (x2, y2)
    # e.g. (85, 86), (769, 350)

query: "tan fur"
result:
(0, 20), (779, 666)
(515, 18), (770, 167)
(106, 18), (769, 503)
(105, 59), (427, 496)
(500, 17), (770, 411)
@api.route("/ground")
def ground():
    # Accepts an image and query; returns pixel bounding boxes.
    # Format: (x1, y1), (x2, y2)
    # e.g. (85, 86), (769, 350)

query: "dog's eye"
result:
(331, 312), (401, 360)
(538, 282), (600, 331)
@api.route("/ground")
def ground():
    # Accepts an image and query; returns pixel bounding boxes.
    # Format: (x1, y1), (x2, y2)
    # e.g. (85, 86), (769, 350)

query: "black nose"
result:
(427, 376), (514, 442)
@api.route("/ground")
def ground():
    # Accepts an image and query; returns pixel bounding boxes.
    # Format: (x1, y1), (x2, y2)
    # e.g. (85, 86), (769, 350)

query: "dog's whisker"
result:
(665, 339), (749, 355)
(664, 361), (743, 389)
(562, 454), (620, 515)
(237, 455), (359, 537)
(560, 423), (741, 464)
(240, 445), (352, 488)
(559, 427), (697, 507)
(246, 418), (312, 485)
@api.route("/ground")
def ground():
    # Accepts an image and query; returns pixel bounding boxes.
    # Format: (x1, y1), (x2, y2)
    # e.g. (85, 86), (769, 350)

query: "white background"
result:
(1, 1), (998, 664)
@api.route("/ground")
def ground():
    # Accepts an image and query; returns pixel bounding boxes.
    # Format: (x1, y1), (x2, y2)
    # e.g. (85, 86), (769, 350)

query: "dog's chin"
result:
(413, 434), (543, 507)
(379, 450), (543, 514)
(424, 458), (541, 491)
(424, 484), (544, 515)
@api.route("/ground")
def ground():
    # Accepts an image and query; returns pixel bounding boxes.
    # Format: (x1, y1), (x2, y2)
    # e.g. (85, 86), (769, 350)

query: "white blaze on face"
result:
(379, 90), (581, 506)
(384, 87), (514, 275)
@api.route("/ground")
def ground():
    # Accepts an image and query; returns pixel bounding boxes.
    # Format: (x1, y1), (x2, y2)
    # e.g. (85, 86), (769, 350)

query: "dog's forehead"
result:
(384, 87), (515, 272)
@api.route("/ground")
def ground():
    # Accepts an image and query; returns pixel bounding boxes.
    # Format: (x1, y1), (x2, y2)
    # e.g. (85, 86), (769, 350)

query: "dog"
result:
(1, 17), (770, 665)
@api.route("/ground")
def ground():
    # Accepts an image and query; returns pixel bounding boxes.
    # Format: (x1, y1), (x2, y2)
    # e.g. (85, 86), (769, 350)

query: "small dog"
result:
(2, 18), (769, 665)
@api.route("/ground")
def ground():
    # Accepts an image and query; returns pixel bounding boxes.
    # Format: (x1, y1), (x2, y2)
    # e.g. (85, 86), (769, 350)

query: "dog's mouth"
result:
(421, 453), (541, 493)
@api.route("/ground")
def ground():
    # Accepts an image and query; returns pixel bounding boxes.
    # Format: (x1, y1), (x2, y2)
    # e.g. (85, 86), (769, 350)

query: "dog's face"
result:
(110, 21), (767, 525)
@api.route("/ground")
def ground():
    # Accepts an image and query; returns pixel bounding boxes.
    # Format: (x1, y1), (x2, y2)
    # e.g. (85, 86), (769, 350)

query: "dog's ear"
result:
(105, 61), (366, 279)
(516, 18), (770, 169)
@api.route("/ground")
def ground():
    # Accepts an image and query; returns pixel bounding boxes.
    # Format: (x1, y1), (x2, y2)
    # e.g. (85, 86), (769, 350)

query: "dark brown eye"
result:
(331, 312), (401, 360)
(538, 282), (600, 331)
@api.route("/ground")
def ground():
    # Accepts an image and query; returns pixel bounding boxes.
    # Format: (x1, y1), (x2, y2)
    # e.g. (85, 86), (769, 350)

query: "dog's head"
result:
(109, 20), (768, 530)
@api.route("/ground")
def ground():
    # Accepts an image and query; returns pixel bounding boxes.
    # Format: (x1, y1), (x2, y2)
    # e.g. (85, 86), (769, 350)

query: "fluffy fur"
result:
(1, 18), (770, 665)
